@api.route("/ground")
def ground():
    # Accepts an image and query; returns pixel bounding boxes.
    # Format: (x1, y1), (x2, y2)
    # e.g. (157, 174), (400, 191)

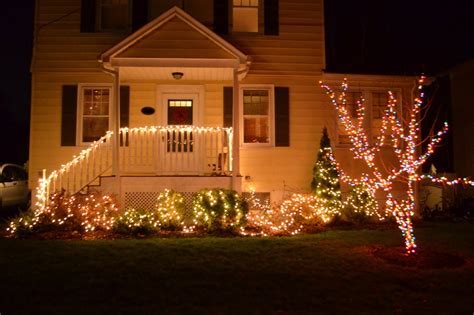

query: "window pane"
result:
(100, 0), (129, 30)
(83, 88), (109, 116)
(83, 117), (109, 142)
(168, 100), (193, 125)
(233, 7), (258, 32)
(371, 92), (392, 143)
(372, 92), (388, 119)
(244, 117), (269, 143)
(243, 90), (269, 115)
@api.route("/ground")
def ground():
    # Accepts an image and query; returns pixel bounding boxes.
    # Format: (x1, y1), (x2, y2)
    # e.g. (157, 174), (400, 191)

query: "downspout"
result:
(101, 62), (121, 198)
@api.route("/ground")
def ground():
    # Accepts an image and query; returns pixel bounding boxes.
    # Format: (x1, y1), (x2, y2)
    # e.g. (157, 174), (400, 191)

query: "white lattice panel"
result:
(125, 192), (160, 211)
(124, 191), (197, 219)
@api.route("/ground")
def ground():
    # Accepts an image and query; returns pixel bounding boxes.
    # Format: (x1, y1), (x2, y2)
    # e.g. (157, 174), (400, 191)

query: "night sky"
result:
(0, 1), (472, 165)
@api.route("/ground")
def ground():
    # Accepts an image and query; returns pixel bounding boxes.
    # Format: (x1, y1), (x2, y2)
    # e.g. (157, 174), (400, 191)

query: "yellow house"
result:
(30, 0), (416, 210)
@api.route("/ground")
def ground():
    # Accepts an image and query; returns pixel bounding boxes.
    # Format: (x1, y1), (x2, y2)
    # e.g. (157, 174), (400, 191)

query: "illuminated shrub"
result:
(7, 211), (38, 237)
(244, 194), (340, 236)
(155, 189), (186, 230)
(7, 190), (119, 236)
(112, 208), (160, 235)
(192, 189), (248, 232)
(342, 184), (380, 223)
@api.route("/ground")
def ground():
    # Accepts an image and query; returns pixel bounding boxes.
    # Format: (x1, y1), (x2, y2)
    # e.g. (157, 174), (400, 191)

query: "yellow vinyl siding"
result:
(117, 17), (236, 59)
(29, 72), (114, 188)
(34, 0), (124, 72)
(228, 0), (325, 76)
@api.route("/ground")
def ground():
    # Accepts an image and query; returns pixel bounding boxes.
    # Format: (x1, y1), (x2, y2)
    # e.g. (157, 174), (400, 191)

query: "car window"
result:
(16, 167), (27, 180)
(2, 167), (15, 182)
(2, 166), (27, 182)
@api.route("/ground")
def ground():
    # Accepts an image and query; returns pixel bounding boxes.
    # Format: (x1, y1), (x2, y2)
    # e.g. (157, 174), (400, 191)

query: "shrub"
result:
(155, 189), (186, 230)
(7, 190), (119, 237)
(342, 184), (379, 223)
(7, 210), (41, 237)
(192, 189), (248, 232)
(112, 208), (160, 235)
(244, 193), (340, 235)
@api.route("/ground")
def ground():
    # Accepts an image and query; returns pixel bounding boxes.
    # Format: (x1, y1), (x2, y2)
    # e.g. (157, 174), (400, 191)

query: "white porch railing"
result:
(119, 126), (233, 176)
(36, 126), (233, 210)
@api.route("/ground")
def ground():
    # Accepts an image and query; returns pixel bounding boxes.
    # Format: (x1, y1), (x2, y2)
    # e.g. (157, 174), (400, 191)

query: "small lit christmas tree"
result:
(311, 127), (342, 212)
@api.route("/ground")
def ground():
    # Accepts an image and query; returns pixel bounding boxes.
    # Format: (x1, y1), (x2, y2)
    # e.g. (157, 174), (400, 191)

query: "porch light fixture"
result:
(172, 72), (184, 80)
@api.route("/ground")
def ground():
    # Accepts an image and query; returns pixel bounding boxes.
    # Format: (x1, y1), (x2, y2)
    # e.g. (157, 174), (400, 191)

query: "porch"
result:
(36, 7), (251, 209)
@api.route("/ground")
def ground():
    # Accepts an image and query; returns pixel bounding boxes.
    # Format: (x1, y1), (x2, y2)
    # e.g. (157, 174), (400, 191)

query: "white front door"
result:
(157, 86), (205, 175)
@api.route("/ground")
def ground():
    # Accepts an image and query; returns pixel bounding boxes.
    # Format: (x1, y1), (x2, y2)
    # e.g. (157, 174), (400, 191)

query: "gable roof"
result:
(100, 6), (249, 67)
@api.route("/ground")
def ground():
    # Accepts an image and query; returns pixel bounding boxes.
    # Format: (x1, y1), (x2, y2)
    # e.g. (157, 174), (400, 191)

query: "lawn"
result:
(0, 222), (473, 314)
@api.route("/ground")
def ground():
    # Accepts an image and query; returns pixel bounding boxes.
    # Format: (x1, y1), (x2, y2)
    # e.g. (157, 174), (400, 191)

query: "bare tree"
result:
(320, 77), (448, 254)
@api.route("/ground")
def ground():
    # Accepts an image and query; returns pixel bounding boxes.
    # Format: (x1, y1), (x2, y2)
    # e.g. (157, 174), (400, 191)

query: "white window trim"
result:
(76, 83), (113, 147)
(240, 84), (275, 148)
(335, 88), (403, 148)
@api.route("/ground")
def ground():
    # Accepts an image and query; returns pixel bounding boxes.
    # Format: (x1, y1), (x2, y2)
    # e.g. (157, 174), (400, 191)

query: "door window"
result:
(167, 99), (194, 152)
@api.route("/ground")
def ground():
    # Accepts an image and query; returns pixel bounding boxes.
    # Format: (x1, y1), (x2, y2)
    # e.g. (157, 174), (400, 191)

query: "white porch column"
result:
(232, 69), (241, 192)
(112, 68), (121, 193)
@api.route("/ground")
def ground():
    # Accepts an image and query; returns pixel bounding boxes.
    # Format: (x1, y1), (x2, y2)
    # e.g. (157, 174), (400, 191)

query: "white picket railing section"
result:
(119, 126), (233, 176)
(36, 126), (233, 210)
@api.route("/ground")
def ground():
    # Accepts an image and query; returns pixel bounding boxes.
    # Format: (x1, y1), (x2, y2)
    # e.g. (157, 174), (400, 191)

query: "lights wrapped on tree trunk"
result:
(319, 76), (462, 254)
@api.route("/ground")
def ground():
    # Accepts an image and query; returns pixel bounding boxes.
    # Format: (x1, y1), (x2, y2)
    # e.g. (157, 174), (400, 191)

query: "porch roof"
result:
(100, 6), (250, 80)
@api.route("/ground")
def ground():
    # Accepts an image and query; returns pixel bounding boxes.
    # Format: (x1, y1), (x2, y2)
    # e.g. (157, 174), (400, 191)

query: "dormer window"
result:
(98, 0), (129, 31)
(232, 0), (259, 33)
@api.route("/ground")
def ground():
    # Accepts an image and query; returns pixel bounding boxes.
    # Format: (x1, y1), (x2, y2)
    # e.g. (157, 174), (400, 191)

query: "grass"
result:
(0, 222), (473, 314)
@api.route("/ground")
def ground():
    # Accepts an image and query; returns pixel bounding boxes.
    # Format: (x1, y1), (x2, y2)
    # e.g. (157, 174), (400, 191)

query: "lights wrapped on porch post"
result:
(232, 68), (241, 192)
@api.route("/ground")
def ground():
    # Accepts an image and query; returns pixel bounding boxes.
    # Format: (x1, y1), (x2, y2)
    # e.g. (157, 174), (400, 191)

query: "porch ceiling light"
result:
(172, 72), (184, 80)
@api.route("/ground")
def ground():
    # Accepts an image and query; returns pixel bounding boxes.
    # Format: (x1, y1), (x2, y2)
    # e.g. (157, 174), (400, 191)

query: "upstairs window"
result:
(232, 0), (259, 33)
(98, 0), (129, 31)
(149, 0), (214, 27)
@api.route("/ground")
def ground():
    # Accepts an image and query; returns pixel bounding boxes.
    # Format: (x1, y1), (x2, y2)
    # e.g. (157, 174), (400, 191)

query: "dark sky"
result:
(0, 1), (473, 164)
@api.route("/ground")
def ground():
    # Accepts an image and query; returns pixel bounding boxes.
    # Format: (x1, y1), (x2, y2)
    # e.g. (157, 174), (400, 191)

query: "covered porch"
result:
(37, 7), (252, 210)
(97, 6), (250, 194)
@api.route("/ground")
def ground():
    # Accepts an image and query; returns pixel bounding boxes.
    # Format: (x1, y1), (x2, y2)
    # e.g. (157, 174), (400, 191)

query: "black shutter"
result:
(61, 85), (78, 146)
(214, 0), (229, 35)
(275, 87), (289, 147)
(80, 0), (96, 33)
(223, 87), (233, 127)
(264, 0), (279, 35)
(120, 86), (130, 128)
(132, 0), (148, 31)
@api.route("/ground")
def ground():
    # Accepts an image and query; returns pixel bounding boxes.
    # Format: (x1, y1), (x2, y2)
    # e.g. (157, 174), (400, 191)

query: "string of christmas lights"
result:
(319, 76), (455, 254)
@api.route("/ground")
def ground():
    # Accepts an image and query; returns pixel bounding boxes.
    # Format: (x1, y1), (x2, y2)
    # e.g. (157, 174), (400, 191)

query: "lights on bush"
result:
(8, 190), (119, 235)
(192, 188), (248, 232)
(242, 192), (340, 236)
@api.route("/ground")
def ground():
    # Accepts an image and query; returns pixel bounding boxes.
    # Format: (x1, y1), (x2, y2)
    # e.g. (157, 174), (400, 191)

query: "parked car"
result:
(0, 164), (30, 209)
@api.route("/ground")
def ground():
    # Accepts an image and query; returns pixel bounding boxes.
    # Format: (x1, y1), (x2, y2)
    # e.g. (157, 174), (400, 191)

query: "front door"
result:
(157, 86), (204, 175)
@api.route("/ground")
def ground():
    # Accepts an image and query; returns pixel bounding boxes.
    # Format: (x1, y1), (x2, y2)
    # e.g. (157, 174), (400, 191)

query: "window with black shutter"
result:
(213, 0), (278, 35)
(224, 85), (289, 147)
(61, 84), (130, 146)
